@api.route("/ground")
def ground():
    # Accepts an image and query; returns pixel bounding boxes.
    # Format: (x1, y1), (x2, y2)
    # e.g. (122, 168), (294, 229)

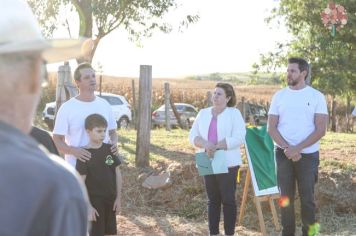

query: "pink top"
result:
(208, 116), (218, 145)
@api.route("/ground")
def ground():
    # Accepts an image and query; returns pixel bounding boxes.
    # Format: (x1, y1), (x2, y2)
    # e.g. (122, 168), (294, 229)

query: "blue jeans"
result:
(276, 148), (319, 236)
(204, 166), (239, 235)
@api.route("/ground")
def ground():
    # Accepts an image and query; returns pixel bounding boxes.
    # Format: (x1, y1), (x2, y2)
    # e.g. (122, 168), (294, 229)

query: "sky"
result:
(51, 0), (290, 78)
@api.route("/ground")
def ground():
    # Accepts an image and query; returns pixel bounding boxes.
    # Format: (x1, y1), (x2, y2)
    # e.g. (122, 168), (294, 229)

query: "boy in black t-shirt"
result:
(76, 114), (122, 236)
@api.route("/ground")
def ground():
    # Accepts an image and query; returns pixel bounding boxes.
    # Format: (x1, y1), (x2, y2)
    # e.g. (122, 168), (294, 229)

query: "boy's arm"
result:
(79, 175), (99, 222)
(113, 166), (122, 213)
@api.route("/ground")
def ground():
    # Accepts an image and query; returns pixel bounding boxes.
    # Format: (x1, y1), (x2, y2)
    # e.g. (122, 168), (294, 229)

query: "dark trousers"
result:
(89, 196), (117, 236)
(204, 166), (239, 235)
(276, 148), (319, 236)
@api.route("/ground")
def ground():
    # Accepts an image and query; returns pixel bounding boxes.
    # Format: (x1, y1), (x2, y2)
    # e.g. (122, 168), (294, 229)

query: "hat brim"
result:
(0, 38), (86, 63)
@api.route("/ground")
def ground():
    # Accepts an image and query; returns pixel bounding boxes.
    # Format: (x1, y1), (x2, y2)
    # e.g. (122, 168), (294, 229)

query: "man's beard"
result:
(287, 78), (298, 86)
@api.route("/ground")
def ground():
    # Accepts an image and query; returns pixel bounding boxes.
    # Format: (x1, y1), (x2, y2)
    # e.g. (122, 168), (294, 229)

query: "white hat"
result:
(0, 0), (86, 63)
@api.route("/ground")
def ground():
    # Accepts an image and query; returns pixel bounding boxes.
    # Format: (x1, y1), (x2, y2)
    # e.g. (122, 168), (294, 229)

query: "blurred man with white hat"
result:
(0, 0), (89, 235)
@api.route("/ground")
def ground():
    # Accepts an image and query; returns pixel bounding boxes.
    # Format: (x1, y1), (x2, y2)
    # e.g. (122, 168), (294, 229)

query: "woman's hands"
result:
(204, 141), (216, 158)
(194, 136), (227, 158)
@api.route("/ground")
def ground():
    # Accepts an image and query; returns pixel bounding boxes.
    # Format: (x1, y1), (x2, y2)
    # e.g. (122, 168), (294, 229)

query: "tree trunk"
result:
(331, 96), (337, 132)
(74, 0), (93, 63)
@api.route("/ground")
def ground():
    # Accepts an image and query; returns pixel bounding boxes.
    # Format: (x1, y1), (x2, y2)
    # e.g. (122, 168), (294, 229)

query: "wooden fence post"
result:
(241, 96), (246, 121)
(56, 62), (77, 116)
(135, 65), (152, 168)
(164, 82), (171, 131)
(206, 91), (213, 107)
(131, 79), (137, 129)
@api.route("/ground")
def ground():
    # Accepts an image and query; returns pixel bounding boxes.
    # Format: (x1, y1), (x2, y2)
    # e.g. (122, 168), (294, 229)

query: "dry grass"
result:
(115, 129), (356, 235)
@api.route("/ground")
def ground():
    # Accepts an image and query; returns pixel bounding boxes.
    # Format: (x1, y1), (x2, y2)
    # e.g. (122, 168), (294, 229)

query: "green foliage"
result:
(27, 0), (199, 61)
(256, 0), (356, 98)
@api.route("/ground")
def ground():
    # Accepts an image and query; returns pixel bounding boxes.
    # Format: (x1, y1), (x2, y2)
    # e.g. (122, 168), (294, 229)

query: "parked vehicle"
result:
(236, 102), (268, 126)
(152, 103), (198, 128)
(42, 92), (132, 130)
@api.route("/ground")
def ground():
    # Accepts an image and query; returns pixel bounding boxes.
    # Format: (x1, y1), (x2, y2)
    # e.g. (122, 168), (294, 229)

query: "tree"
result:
(255, 0), (356, 131)
(27, 0), (199, 62)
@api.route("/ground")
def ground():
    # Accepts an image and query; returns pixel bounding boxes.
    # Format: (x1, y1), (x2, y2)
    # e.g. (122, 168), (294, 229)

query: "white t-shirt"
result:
(53, 96), (117, 167)
(268, 86), (328, 153)
(352, 106), (356, 116)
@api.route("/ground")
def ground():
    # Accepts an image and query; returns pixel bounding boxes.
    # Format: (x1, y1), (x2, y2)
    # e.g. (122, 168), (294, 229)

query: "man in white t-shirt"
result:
(53, 63), (118, 167)
(352, 106), (356, 117)
(267, 58), (328, 236)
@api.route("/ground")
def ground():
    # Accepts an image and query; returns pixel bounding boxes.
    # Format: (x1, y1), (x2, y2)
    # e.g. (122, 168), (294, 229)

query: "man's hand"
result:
(284, 145), (301, 159)
(111, 144), (118, 156)
(88, 205), (99, 222)
(291, 153), (302, 162)
(113, 197), (121, 214)
(70, 147), (91, 162)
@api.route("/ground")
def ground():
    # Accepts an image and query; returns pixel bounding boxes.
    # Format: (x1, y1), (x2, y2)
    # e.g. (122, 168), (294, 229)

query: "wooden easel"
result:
(238, 166), (281, 235)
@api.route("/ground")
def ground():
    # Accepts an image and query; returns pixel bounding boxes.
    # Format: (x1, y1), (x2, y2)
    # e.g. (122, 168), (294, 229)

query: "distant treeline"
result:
(185, 72), (283, 85)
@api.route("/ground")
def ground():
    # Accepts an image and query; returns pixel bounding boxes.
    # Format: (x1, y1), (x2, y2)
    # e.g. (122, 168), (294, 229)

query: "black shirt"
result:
(30, 126), (59, 155)
(76, 143), (121, 198)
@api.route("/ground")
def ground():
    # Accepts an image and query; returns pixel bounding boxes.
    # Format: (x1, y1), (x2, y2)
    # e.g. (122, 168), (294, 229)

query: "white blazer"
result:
(189, 107), (246, 167)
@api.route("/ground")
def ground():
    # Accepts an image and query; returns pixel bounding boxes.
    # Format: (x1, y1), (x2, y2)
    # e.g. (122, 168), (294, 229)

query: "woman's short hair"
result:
(216, 82), (236, 107)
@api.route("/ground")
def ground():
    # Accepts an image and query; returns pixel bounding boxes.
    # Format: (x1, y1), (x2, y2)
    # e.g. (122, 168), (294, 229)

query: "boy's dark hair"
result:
(85, 114), (108, 130)
(215, 82), (237, 107)
(288, 57), (309, 79)
(74, 62), (93, 81)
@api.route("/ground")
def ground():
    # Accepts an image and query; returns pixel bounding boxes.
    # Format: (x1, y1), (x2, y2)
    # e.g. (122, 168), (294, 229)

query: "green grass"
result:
(119, 129), (356, 171)
(119, 128), (194, 165)
(319, 132), (356, 173)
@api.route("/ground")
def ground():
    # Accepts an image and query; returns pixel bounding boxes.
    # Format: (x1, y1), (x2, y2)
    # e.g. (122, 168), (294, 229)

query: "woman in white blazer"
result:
(189, 83), (246, 236)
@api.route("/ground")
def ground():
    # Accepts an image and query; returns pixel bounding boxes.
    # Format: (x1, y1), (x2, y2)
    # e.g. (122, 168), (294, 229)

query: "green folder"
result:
(195, 150), (228, 176)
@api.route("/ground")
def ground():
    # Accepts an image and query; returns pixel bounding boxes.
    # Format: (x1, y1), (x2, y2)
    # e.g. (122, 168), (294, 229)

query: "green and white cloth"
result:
(245, 125), (279, 196)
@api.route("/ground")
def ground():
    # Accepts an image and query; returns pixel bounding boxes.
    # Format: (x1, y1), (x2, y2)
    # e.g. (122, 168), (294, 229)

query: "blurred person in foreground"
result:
(268, 57), (328, 236)
(30, 126), (59, 155)
(0, 0), (88, 235)
(189, 83), (246, 236)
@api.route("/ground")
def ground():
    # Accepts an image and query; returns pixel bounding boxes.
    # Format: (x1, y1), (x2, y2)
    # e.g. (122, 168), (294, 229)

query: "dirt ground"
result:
(109, 130), (356, 236)
(113, 163), (355, 236)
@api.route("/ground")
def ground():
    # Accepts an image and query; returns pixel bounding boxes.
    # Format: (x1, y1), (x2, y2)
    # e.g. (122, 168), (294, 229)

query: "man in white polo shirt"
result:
(268, 57), (328, 236)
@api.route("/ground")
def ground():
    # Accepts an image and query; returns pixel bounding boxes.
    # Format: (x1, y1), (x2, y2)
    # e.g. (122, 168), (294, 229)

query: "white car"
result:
(42, 92), (132, 130)
(151, 103), (198, 128)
